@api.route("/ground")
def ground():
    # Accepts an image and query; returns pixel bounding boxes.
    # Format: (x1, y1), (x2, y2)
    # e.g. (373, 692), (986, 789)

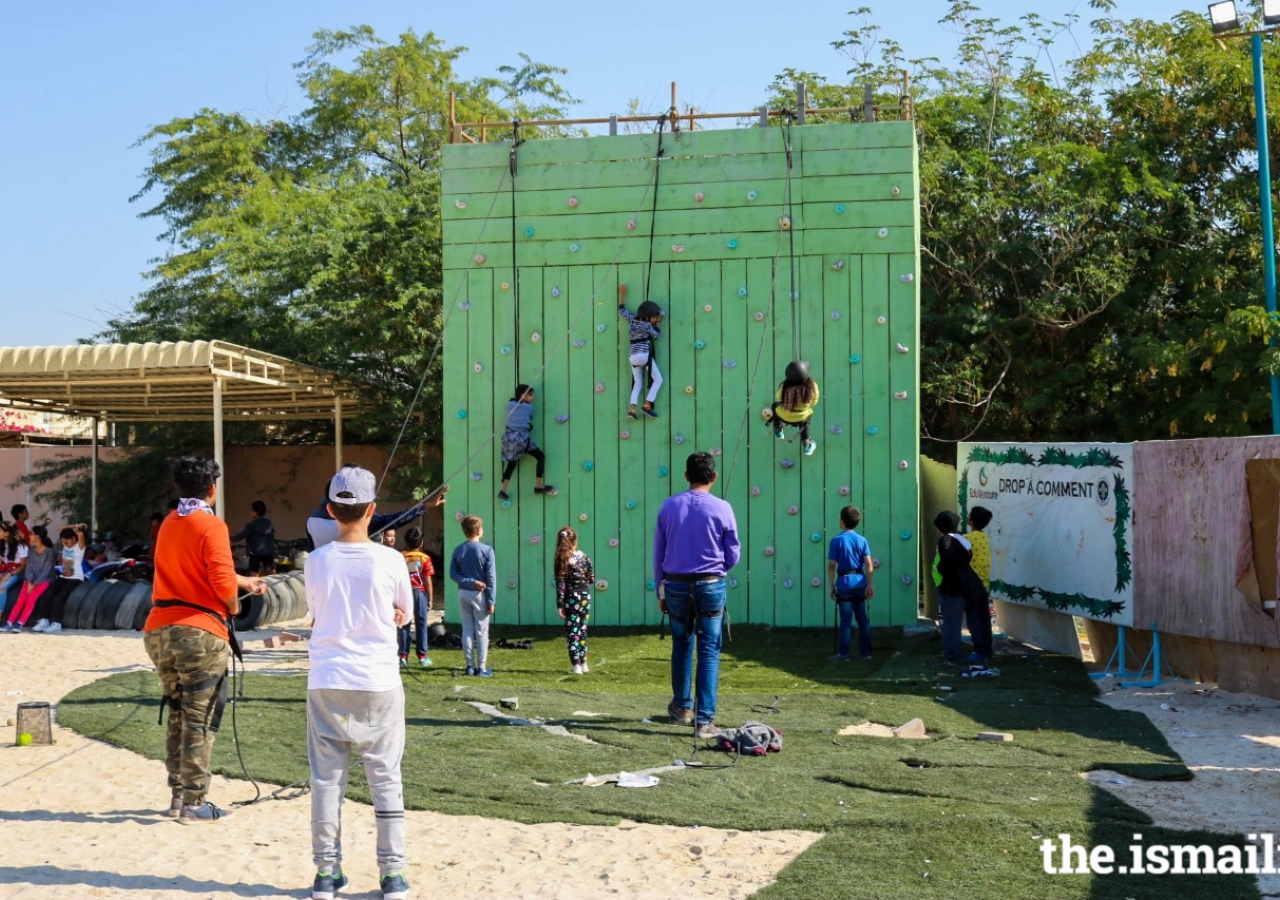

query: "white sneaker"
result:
(572, 664), (583, 675)
(581, 662), (589, 673)
(802, 440), (817, 456)
(32, 619), (49, 633)
(45, 622), (62, 634)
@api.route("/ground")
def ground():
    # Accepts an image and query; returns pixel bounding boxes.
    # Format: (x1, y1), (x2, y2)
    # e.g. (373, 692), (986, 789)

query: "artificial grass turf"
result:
(58, 627), (1258, 899)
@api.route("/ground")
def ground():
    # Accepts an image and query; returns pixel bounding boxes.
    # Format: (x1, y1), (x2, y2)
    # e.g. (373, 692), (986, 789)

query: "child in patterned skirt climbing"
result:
(618, 283), (664, 420)
(553, 526), (594, 675)
(497, 383), (556, 500)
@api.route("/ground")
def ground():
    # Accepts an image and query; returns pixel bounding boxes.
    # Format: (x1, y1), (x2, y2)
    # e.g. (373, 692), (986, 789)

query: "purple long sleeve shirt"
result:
(653, 490), (741, 584)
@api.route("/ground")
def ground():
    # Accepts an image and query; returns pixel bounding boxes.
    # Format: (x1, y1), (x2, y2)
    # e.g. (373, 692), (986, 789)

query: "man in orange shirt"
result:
(143, 457), (266, 824)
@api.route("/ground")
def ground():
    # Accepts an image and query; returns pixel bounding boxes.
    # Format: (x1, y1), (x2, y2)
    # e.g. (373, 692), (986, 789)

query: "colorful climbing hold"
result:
(579, 513), (589, 522)
(779, 216), (791, 230)
(810, 533), (822, 543)
(763, 546), (775, 556)
(530, 535), (541, 545)
(555, 415), (569, 424)
(620, 430), (630, 439)
(455, 199), (468, 209)
(831, 311), (841, 321)
(866, 425), (878, 435)
(694, 191), (705, 202)
(830, 425), (843, 435)
(573, 339), (586, 348)
(728, 578), (739, 589)
(727, 239), (739, 250)
(658, 466), (669, 477)
(501, 345), (512, 355)
(839, 485), (851, 496)
(835, 203), (845, 214)
(783, 578), (794, 589)
(703, 304), (713, 313)
(508, 580), (518, 589)
(501, 282), (510, 291)
(596, 323), (607, 333)
(595, 382), (605, 393)
(473, 362), (483, 373)
(877, 227), (889, 238)
(900, 273), (914, 283)
(751, 486), (762, 497)
(899, 459), (910, 470)
(724, 360), (737, 368)
(501, 499), (512, 510)
(901, 574), (913, 585)
(871, 557), (881, 569)
(671, 244), (685, 253)
(568, 196), (579, 208)
(627, 219), (637, 231)
(582, 461), (594, 472)
(454, 511), (465, 521)
(894, 391), (908, 400)
(737, 287), (748, 298)
(761, 407), (774, 420)
(900, 529), (913, 540)
(831, 260), (845, 271)
(596, 580), (608, 591)
(897, 343), (909, 354)
(849, 354), (861, 364)
(550, 287), (561, 298)
(684, 385), (694, 394)
(524, 226), (535, 237)
(608, 537), (620, 548)
(747, 190), (758, 201)
(811, 577), (823, 587)
(646, 578), (656, 590)
(891, 186), (901, 196)
(456, 410), (468, 419)
(674, 433), (685, 444)
(780, 459), (796, 469)
(531, 331), (542, 343)
(474, 254), (486, 264)
(569, 244), (579, 253)
(459, 302), (471, 310)
(787, 505), (799, 515)
(754, 311), (765, 322)
(711, 447), (722, 456)
(693, 340), (706, 350)
(877, 316), (887, 325)
(626, 499), (638, 510)
(470, 472), (482, 481)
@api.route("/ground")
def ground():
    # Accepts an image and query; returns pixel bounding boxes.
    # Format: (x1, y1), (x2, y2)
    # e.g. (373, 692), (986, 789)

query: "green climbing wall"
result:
(441, 122), (920, 629)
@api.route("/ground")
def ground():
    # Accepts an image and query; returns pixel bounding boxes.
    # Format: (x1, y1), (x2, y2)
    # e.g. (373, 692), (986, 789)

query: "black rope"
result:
(781, 116), (799, 361)
(510, 119), (523, 374)
(643, 110), (670, 306)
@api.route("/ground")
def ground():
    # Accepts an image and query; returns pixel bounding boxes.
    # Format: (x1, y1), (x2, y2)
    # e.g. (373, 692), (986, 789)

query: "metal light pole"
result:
(1210, 1), (1280, 433)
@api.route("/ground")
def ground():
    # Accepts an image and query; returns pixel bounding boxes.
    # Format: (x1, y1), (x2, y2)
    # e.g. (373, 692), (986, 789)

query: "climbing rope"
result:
(643, 110), (670, 305)
(510, 119), (524, 373)
(781, 115), (800, 361)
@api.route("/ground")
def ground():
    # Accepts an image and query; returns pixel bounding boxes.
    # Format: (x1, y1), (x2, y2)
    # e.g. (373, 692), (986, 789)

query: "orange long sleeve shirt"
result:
(143, 510), (239, 641)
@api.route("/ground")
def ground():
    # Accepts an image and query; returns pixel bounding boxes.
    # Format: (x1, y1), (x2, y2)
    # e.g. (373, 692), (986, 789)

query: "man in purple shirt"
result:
(653, 452), (741, 738)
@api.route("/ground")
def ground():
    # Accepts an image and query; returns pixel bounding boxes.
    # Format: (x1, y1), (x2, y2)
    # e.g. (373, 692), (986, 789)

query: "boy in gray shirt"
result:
(449, 515), (497, 676)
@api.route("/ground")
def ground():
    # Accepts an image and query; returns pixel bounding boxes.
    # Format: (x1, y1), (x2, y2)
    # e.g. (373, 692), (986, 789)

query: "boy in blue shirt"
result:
(827, 506), (875, 661)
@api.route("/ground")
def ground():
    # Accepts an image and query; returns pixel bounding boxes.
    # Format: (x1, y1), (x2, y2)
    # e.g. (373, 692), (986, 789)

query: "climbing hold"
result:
(596, 323), (607, 333)
(901, 574), (913, 585)
(900, 273), (914, 283)
(894, 391), (908, 400)
(761, 407), (774, 420)
(810, 533), (822, 543)
(877, 316), (887, 325)
(501, 281), (510, 291)
(728, 578), (739, 589)
(831, 260), (845, 271)
(751, 486), (762, 497)
(573, 339), (586, 348)
(474, 254), (486, 264)
(455, 200), (468, 209)
(831, 310), (841, 321)
(646, 578), (656, 590)
(658, 466), (669, 477)
(829, 425), (843, 435)
(787, 505), (799, 516)
(501, 499), (512, 510)
(674, 433), (685, 444)
(783, 578), (794, 589)
(849, 354), (861, 364)
(899, 459), (910, 470)
(737, 287), (748, 298)
(473, 362), (483, 373)
(877, 228), (889, 238)
(595, 382), (605, 393)
(754, 311), (765, 322)
(791, 290), (800, 300)
(530, 535), (541, 545)
(582, 461), (594, 472)
(456, 410), (468, 419)
(555, 415), (569, 424)
(459, 302), (471, 311)
(531, 332), (542, 343)
(508, 580), (518, 589)
(780, 459), (796, 469)
(703, 304), (713, 313)
(684, 385), (694, 394)
(568, 196), (579, 208)
(579, 513), (589, 522)
(871, 557), (881, 569)
(779, 216), (791, 230)
(626, 499), (638, 510)
(727, 239), (739, 250)
(671, 244), (685, 253)
(811, 577), (823, 587)
(866, 425), (878, 435)
(569, 244), (579, 253)
(524, 226), (535, 237)
(620, 429), (630, 439)
(551, 286), (561, 298)
(454, 511), (465, 521)
(500, 345), (512, 355)
(470, 472), (482, 481)
(900, 529), (913, 540)
(627, 219), (637, 231)
(608, 537), (620, 548)
(891, 185), (901, 196)
(724, 360), (737, 368)
(897, 343), (909, 353)
(596, 580), (609, 591)
(694, 191), (705, 202)
(763, 546), (775, 556)
(747, 190), (758, 201)
(838, 485), (851, 496)
(711, 447), (722, 456)
(694, 340), (706, 350)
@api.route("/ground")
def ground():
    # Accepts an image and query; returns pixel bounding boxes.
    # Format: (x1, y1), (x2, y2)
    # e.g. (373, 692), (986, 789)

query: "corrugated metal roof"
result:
(0, 340), (362, 421)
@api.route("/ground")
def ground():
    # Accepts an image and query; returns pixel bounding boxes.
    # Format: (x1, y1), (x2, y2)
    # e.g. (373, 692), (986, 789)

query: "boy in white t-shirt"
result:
(304, 466), (412, 900)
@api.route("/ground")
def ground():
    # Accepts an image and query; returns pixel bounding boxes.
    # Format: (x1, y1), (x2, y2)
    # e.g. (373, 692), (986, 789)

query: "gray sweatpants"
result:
(458, 589), (491, 671)
(307, 687), (406, 876)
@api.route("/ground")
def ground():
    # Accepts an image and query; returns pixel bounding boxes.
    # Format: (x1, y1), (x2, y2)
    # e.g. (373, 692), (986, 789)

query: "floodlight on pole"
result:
(1266, 0), (1280, 26)
(1209, 0), (1240, 33)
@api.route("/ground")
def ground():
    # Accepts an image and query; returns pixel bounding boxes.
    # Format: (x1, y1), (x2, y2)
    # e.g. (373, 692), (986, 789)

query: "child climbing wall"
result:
(441, 121), (919, 629)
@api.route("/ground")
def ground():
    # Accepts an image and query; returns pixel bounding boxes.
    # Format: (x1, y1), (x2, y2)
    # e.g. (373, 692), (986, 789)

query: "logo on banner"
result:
(1097, 477), (1110, 506)
(979, 467), (990, 487)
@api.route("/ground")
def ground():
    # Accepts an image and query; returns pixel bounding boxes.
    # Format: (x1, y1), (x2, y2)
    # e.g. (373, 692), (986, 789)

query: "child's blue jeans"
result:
(836, 598), (871, 658)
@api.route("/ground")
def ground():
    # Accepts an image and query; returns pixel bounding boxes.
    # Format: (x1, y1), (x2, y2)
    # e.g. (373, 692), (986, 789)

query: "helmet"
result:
(427, 623), (448, 641)
(636, 300), (663, 320)
(784, 360), (810, 383)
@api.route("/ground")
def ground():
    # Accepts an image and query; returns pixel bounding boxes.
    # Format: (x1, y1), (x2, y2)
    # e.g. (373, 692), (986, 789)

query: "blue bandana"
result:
(177, 498), (215, 518)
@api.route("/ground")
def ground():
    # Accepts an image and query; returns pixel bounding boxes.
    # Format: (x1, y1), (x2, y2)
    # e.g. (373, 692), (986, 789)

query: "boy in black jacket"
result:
(934, 510), (986, 664)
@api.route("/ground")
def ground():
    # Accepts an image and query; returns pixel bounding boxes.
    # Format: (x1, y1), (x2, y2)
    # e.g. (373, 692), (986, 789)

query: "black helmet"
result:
(784, 360), (810, 383)
(636, 300), (663, 320)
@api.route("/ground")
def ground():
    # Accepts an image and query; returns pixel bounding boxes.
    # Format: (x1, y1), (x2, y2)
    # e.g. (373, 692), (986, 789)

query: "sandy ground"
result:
(0, 628), (818, 900)
(1086, 678), (1280, 897)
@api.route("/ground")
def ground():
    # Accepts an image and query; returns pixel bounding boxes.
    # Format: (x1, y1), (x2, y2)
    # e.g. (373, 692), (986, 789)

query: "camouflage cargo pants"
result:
(144, 624), (229, 807)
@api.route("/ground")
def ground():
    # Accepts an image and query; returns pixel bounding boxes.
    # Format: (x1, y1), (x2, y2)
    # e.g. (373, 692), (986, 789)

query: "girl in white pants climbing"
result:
(618, 283), (664, 419)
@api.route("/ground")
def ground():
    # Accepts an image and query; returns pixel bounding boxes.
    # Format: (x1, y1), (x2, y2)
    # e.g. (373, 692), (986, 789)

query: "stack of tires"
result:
(231, 570), (307, 631)
(60, 579), (153, 631)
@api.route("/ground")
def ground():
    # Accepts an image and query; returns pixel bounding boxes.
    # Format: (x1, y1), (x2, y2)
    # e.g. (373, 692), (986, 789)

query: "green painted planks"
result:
(821, 254), (856, 631)
(489, 266), (519, 627)
(443, 180), (794, 221)
(801, 147), (915, 177)
(514, 269), (546, 625)
(887, 252), (920, 626)
(859, 256), (892, 625)
(541, 267), (573, 626)
(584, 264), (622, 628)
(615, 261), (650, 624)
(800, 200), (914, 232)
(798, 255), (828, 628)
(718, 257), (751, 614)
(799, 174), (914, 205)
(743, 255), (776, 623)
(771, 252), (802, 628)
(643, 263), (674, 626)
(465, 270), (498, 616)
(442, 268), (468, 627)
(443, 152), (794, 195)
(798, 122), (915, 152)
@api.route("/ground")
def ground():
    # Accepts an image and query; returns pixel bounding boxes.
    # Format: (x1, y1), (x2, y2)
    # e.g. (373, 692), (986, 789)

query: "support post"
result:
(758, 105), (769, 128)
(1252, 33), (1280, 434)
(91, 415), (99, 535)
(609, 115), (618, 136)
(863, 83), (876, 123)
(796, 82), (807, 125)
(334, 396), (344, 470)
(213, 376), (225, 520)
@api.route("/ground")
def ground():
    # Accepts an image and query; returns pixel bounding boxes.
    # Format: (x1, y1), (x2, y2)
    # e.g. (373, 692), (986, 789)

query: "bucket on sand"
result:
(15, 701), (53, 745)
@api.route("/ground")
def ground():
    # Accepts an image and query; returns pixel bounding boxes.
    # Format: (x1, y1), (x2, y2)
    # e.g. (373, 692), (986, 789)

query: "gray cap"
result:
(329, 466), (377, 504)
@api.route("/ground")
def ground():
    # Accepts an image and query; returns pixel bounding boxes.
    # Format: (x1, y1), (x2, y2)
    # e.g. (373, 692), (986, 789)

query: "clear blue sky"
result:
(0, 1), (1171, 348)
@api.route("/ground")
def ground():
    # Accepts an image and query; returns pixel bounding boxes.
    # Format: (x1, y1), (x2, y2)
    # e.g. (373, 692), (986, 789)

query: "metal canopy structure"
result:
(0, 341), (364, 524)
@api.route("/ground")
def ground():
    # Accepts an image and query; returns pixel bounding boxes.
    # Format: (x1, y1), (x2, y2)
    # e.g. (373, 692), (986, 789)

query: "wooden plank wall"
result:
(441, 123), (920, 627)
(1132, 436), (1280, 647)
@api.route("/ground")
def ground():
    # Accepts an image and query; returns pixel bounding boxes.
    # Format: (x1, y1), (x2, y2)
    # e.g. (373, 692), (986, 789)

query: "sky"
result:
(0, 0), (1176, 348)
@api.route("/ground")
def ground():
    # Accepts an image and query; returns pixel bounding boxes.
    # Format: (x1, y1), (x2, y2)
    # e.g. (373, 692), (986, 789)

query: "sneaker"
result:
(178, 800), (235, 824)
(572, 664), (583, 675)
(312, 868), (349, 900)
(497, 490), (509, 500)
(641, 405), (659, 419)
(533, 485), (557, 495)
(418, 656), (432, 667)
(667, 700), (693, 726)
(399, 657), (408, 668)
(476, 668), (493, 677)
(45, 622), (62, 634)
(775, 429), (787, 441)
(695, 722), (723, 740)
(581, 662), (589, 673)
(31, 619), (49, 633)
(828, 653), (850, 662)
(627, 410), (638, 420)
(380, 872), (409, 900)
(802, 439), (817, 456)
(166, 794), (183, 818)
(0, 622), (13, 633)
(859, 654), (874, 660)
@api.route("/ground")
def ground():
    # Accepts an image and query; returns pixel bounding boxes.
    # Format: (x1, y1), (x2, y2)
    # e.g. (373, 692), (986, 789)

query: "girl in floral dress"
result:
(553, 526), (594, 675)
